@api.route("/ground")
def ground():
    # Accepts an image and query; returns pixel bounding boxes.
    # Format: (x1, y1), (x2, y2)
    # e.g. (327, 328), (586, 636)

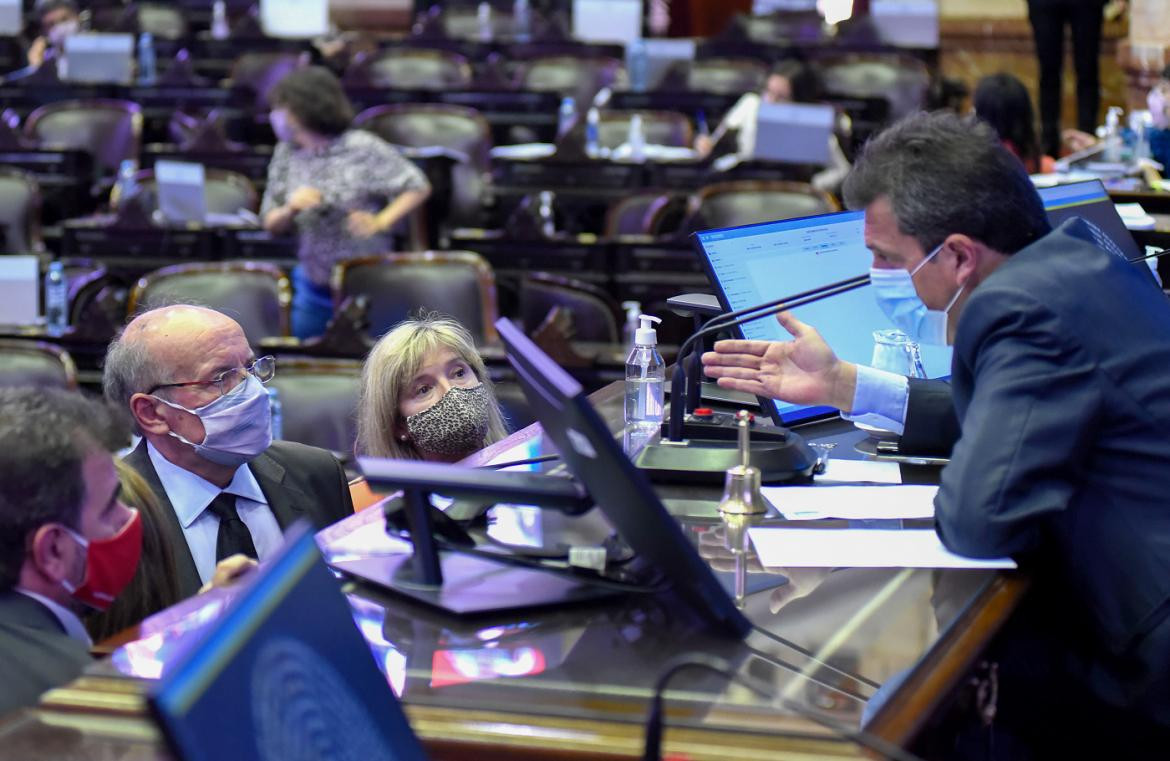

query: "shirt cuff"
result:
(848, 364), (910, 435)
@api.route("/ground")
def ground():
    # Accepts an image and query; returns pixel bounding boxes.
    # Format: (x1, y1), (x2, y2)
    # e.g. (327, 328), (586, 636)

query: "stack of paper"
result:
(748, 528), (1016, 569)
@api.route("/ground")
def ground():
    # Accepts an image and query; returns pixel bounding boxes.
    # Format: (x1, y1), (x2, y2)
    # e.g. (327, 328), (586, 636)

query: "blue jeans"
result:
(291, 265), (334, 340)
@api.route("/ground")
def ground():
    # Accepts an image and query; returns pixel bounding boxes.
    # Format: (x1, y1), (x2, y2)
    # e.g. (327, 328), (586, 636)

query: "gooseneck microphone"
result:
(666, 274), (871, 443)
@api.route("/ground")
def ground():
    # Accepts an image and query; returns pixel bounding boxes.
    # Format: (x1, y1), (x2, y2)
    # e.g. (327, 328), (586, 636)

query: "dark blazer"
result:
(900, 378), (959, 456)
(934, 218), (1170, 732)
(123, 439), (354, 599)
(0, 591), (92, 717)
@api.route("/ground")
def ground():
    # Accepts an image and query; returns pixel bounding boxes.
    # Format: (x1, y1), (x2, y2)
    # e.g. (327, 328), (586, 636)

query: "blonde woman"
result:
(357, 315), (509, 462)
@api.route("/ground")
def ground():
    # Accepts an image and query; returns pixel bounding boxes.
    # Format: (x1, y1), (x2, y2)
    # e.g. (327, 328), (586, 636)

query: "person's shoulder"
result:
(265, 439), (343, 468)
(342, 128), (391, 152)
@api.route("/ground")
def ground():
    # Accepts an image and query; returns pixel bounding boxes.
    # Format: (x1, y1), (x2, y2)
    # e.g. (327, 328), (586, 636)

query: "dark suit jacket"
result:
(900, 378), (959, 456)
(934, 218), (1170, 731)
(123, 439), (354, 599)
(0, 591), (92, 717)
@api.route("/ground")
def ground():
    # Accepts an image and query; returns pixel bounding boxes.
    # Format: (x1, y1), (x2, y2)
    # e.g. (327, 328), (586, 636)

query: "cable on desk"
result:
(751, 623), (883, 690)
(642, 654), (925, 761)
(478, 453), (561, 469)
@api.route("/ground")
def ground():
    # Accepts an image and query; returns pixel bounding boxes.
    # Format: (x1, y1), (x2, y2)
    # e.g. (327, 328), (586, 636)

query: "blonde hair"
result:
(356, 314), (508, 459)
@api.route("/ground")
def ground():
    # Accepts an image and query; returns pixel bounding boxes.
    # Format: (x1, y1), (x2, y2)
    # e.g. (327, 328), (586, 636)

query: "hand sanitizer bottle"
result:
(624, 314), (665, 429)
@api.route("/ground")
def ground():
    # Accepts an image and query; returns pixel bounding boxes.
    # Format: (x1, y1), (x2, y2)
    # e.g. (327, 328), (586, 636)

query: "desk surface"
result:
(0, 382), (1027, 760)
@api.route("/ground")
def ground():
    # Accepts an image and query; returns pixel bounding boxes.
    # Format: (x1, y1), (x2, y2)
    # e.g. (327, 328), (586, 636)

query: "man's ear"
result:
(945, 234), (980, 285)
(130, 392), (171, 436)
(27, 524), (74, 584)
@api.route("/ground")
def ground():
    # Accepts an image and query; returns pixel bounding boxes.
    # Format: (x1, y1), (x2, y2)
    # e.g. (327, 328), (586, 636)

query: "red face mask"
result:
(60, 510), (143, 610)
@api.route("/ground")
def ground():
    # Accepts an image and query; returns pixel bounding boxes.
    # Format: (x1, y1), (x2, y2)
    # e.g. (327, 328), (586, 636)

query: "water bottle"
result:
(210, 0), (230, 40)
(621, 300), (641, 349)
(628, 113), (646, 162)
(1131, 110), (1152, 162)
(537, 190), (555, 238)
(44, 260), (68, 336)
(628, 37), (649, 93)
(476, 1), (493, 41)
(114, 158), (138, 207)
(1103, 106), (1123, 164)
(624, 314), (665, 430)
(137, 33), (156, 85)
(513, 0), (531, 41)
(267, 386), (283, 440)
(585, 106), (601, 158)
(557, 96), (577, 140)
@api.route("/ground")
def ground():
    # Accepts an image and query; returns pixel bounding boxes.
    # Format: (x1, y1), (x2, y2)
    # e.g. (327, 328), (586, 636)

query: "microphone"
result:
(667, 274), (871, 443)
(633, 274), (870, 485)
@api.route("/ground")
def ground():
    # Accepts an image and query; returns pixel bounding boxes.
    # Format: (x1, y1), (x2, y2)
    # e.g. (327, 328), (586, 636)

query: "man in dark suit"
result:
(704, 112), (1170, 752)
(0, 388), (140, 716)
(104, 305), (353, 599)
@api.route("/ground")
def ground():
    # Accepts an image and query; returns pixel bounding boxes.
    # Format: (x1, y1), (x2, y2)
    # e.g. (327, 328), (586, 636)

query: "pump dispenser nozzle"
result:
(635, 314), (661, 346)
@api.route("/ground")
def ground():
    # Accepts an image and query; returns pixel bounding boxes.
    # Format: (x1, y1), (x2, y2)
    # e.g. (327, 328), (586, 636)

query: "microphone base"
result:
(661, 415), (791, 443)
(634, 436), (818, 485)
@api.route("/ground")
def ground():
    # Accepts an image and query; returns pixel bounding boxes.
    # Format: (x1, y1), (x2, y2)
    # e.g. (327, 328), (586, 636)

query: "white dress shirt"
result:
(15, 588), (92, 646)
(848, 364), (911, 434)
(146, 442), (283, 585)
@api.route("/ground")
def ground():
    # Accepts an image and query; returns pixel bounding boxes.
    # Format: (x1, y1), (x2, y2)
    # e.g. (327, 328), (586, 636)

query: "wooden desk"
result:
(0, 383), (1027, 760)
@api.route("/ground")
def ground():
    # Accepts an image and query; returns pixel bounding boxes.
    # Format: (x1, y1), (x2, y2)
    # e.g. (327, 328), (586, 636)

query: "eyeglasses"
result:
(147, 356), (276, 397)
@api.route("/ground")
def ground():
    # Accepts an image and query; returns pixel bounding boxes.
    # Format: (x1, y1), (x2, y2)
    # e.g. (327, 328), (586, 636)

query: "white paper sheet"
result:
(816, 459), (903, 484)
(761, 484), (935, 521)
(748, 528), (1017, 569)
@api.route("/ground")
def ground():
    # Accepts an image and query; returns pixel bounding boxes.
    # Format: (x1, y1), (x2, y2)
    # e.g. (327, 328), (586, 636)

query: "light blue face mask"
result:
(154, 374), (273, 467)
(869, 243), (965, 346)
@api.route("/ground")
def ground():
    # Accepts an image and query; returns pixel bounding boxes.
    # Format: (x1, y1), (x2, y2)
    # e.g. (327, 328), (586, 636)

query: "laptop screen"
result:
(694, 211), (953, 426)
(1037, 179), (1142, 261)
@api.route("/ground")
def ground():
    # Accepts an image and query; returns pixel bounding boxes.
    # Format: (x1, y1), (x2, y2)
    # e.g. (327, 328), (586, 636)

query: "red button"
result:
(693, 408), (714, 417)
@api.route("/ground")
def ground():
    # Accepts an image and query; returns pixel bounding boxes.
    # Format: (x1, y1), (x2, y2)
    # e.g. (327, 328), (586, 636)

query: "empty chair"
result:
(520, 272), (621, 343)
(0, 339), (77, 389)
(267, 357), (362, 455)
(681, 180), (839, 233)
(111, 167), (259, 215)
(23, 99), (142, 177)
(346, 48), (472, 90)
(597, 110), (693, 149)
(332, 251), (499, 342)
(137, 3), (188, 39)
(686, 58), (767, 95)
(604, 192), (676, 237)
(353, 103), (492, 168)
(127, 262), (292, 345)
(818, 53), (930, 122)
(0, 168), (44, 253)
(227, 53), (303, 108)
(521, 55), (621, 104)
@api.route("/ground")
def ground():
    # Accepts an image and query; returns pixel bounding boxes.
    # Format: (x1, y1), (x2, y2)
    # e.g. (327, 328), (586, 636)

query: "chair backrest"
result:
(332, 251), (499, 343)
(127, 261), (292, 345)
(604, 191), (674, 237)
(520, 55), (621, 104)
(817, 53), (930, 122)
(0, 168), (43, 253)
(267, 356), (362, 455)
(353, 103), (492, 168)
(597, 109), (693, 149)
(228, 53), (303, 108)
(112, 167), (260, 214)
(139, 3), (188, 39)
(0, 339), (78, 389)
(684, 180), (840, 232)
(23, 99), (143, 175)
(519, 272), (621, 343)
(686, 58), (767, 95)
(348, 48), (472, 90)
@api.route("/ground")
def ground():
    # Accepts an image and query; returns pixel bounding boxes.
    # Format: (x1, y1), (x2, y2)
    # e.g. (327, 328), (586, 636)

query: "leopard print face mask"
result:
(404, 384), (491, 458)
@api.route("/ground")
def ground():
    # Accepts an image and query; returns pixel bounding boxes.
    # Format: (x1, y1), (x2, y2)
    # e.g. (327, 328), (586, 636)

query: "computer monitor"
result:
(693, 211), (953, 426)
(150, 523), (428, 761)
(0, 256), (40, 327)
(752, 101), (835, 166)
(495, 317), (751, 638)
(61, 33), (134, 85)
(572, 0), (643, 45)
(155, 160), (208, 225)
(1037, 179), (1142, 261)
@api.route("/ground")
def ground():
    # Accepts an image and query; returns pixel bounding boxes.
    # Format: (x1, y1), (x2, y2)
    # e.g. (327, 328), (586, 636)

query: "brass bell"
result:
(717, 410), (768, 515)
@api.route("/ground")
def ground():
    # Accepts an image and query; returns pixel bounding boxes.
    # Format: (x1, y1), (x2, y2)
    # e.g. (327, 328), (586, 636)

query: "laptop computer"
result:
(261, 0), (330, 39)
(61, 33), (134, 85)
(572, 0), (643, 45)
(0, 0), (21, 36)
(693, 210), (953, 427)
(0, 256), (40, 327)
(150, 523), (429, 761)
(1037, 178), (1142, 261)
(752, 101), (835, 166)
(495, 316), (752, 638)
(154, 160), (208, 225)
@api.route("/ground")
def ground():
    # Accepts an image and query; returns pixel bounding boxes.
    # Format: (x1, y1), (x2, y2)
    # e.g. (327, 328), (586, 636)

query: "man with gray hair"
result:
(104, 304), (353, 599)
(704, 111), (1170, 751)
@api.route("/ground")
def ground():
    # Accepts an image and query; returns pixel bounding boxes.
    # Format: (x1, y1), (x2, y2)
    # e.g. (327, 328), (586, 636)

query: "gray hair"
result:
(102, 323), (172, 411)
(842, 110), (1051, 255)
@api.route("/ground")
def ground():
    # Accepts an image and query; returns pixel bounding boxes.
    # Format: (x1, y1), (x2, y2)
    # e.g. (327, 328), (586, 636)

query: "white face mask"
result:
(869, 243), (965, 346)
(154, 374), (273, 467)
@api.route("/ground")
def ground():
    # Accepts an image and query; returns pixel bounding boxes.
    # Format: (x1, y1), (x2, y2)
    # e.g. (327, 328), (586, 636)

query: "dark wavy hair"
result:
(269, 66), (355, 138)
(769, 59), (823, 104)
(973, 72), (1041, 170)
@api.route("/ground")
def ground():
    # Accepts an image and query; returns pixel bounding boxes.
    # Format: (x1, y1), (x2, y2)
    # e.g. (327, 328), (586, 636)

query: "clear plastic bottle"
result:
(114, 158), (138, 207)
(624, 314), (665, 429)
(137, 32), (156, 85)
(513, 0), (531, 42)
(620, 300), (641, 349)
(210, 0), (230, 40)
(585, 106), (601, 158)
(1103, 106), (1124, 164)
(537, 190), (556, 238)
(627, 113), (646, 162)
(627, 37), (648, 92)
(267, 386), (283, 440)
(44, 260), (68, 336)
(557, 96), (577, 139)
(477, 1), (493, 41)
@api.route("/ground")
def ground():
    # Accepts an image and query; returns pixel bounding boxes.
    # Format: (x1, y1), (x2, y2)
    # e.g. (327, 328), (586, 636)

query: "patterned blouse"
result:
(260, 130), (431, 287)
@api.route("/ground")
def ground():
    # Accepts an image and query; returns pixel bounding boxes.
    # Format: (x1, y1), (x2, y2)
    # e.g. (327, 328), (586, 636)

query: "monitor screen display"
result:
(1037, 179), (1142, 261)
(694, 211), (953, 426)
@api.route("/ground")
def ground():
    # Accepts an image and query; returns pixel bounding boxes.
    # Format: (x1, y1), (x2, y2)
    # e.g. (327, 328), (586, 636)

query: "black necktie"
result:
(206, 492), (258, 562)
